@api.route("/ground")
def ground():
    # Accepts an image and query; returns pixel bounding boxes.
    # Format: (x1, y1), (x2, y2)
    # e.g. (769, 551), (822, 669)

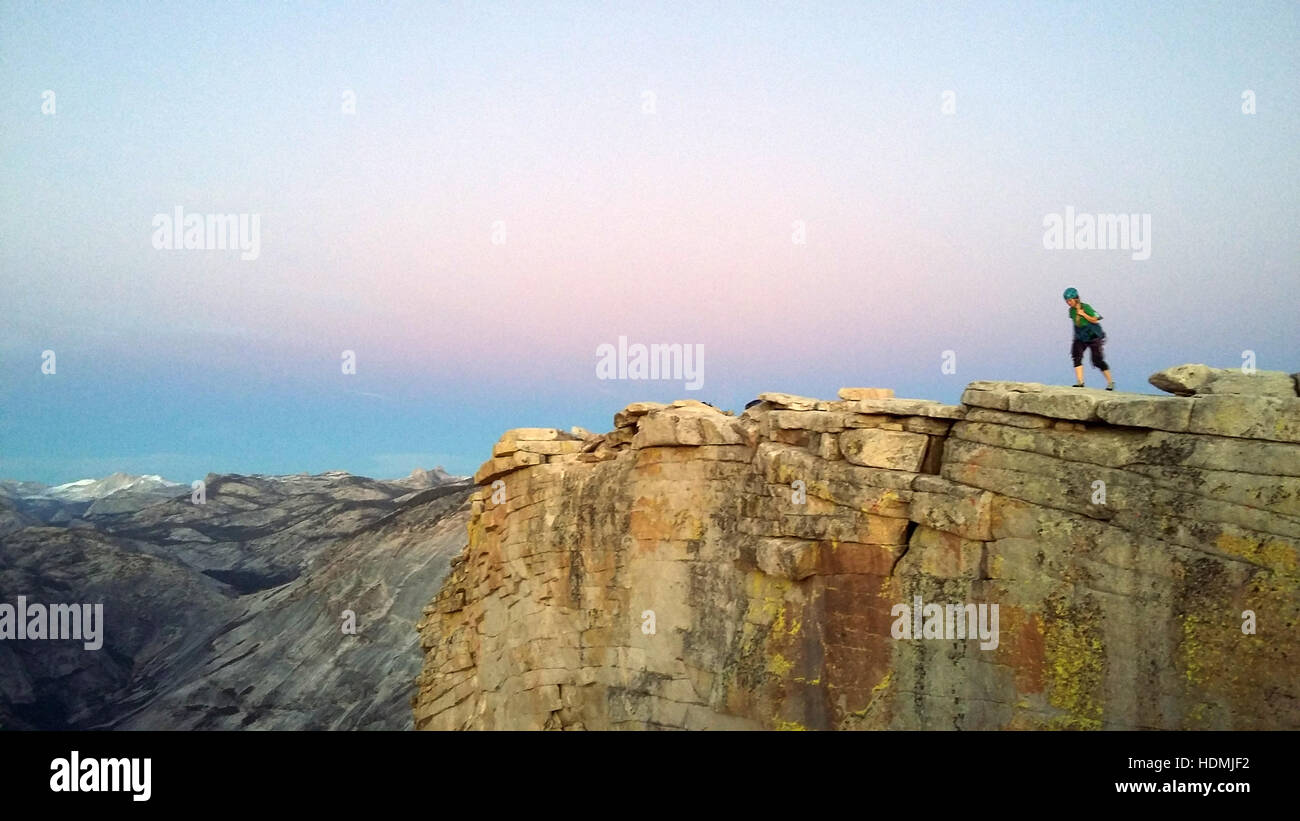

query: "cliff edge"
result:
(415, 369), (1300, 730)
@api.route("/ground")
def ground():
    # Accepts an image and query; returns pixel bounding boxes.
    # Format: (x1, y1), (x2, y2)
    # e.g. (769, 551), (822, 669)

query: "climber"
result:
(1063, 287), (1114, 390)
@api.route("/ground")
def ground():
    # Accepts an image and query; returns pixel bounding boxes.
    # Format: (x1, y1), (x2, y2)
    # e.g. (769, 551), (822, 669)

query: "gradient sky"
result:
(2, 1), (1297, 485)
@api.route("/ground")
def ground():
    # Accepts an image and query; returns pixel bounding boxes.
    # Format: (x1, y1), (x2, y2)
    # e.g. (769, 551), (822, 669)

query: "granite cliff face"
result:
(414, 370), (1300, 730)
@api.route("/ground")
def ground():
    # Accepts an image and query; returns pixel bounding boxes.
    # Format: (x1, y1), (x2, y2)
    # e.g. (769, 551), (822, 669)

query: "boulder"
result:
(614, 402), (667, 429)
(631, 407), (744, 448)
(1148, 364), (1211, 395)
(1149, 363), (1297, 398)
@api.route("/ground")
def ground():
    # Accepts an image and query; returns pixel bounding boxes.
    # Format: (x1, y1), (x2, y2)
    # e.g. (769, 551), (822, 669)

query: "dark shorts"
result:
(1071, 337), (1109, 370)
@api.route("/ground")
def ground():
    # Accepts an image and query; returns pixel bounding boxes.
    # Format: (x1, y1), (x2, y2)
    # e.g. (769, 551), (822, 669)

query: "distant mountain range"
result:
(0, 468), (471, 730)
(1, 472), (189, 524)
(18, 472), (184, 502)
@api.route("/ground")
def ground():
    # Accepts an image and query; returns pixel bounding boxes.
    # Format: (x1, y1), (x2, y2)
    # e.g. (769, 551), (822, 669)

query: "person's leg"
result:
(1071, 340), (1086, 385)
(1090, 340), (1114, 388)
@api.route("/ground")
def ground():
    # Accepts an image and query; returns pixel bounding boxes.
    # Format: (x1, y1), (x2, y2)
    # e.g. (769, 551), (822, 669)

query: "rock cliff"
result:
(414, 371), (1300, 730)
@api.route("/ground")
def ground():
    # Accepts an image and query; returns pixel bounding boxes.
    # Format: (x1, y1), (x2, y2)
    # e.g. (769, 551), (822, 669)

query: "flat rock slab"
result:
(1188, 394), (1300, 443)
(1096, 395), (1195, 432)
(474, 451), (545, 485)
(757, 392), (831, 411)
(770, 410), (848, 432)
(494, 439), (584, 458)
(839, 397), (966, 419)
(964, 408), (1053, 429)
(965, 381), (1048, 393)
(838, 387), (896, 400)
(668, 399), (720, 411)
(1007, 387), (1109, 421)
(500, 427), (575, 443)
(961, 381), (1197, 427)
(839, 428), (929, 471)
(960, 388), (1011, 411)
(961, 382), (1051, 412)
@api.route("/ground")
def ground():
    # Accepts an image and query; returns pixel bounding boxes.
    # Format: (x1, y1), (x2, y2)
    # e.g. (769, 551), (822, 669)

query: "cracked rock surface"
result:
(416, 376), (1300, 730)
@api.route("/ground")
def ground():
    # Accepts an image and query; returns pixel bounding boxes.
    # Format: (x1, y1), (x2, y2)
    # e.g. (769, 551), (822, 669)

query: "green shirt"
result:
(1069, 303), (1104, 341)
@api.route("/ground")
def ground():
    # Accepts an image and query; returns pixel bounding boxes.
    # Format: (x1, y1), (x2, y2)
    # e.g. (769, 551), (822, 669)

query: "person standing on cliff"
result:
(1063, 287), (1114, 390)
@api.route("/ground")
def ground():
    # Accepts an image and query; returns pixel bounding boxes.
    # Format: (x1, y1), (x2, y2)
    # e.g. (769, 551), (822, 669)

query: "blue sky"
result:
(2, 1), (1297, 484)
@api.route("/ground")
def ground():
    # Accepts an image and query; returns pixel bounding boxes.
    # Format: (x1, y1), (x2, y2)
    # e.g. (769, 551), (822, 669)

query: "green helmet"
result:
(1063, 287), (1079, 300)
